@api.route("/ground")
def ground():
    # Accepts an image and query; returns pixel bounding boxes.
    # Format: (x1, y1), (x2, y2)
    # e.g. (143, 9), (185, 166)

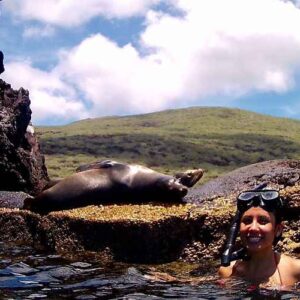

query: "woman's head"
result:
(239, 206), (283, 254)
(237, 188), (283, 251)
(221, 187), (283, 265)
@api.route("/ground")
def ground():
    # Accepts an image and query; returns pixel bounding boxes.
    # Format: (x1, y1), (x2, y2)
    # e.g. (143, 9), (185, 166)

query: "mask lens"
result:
(238, 191), (257, 201)
(261, 190), (279, 201)
(237, 189), (282, 212)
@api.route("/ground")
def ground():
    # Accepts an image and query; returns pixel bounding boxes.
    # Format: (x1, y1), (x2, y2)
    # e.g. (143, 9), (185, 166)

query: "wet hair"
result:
(273, 209), (283, 225)
(268, 209), (283, 245)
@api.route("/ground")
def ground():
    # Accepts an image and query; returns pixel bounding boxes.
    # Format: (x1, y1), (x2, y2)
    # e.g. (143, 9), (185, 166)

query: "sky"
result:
(1, 0), (300, 126)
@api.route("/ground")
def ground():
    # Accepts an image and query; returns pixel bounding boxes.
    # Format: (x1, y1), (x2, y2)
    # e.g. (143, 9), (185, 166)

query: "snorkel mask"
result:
(221, 183), (283, 266)
(237, 189), (283, 213)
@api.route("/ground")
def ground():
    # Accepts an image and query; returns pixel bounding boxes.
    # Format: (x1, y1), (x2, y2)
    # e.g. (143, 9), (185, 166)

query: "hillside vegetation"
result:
(36, 107), (300, 183)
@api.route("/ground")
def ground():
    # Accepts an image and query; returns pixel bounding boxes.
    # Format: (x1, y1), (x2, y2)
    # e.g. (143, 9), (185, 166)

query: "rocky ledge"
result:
(0, 161), (299, 264)
(0, 79), (48, 195)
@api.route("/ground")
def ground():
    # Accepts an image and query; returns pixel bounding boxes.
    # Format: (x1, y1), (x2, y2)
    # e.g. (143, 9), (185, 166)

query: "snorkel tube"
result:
(221, 210), (242, 266)
(220, 182), (268, 266)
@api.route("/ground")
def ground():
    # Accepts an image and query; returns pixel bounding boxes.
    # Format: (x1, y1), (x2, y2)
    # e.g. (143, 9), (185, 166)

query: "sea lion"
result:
(42, 178), (63, 191)
(24, 160), (204, 214)
(76, 160), (204, 187)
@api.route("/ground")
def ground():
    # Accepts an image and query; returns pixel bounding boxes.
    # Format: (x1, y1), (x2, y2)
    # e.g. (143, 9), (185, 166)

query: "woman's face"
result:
(240, 206), (281, 253)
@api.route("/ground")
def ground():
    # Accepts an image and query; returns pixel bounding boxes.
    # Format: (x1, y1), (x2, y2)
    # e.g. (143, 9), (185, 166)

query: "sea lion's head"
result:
(175, 168), (204, 188)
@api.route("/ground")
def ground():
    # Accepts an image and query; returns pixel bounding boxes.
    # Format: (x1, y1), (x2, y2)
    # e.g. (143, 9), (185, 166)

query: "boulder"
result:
(186, 159), (300, 213)
(0, 79), (49, 195)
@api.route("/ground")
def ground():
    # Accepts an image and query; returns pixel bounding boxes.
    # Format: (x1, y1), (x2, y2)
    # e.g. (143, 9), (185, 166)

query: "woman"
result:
(218, 188), (300, 288)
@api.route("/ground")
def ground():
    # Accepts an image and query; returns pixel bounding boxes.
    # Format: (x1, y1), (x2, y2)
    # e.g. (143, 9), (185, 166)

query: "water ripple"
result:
(0, 242), (299, 299)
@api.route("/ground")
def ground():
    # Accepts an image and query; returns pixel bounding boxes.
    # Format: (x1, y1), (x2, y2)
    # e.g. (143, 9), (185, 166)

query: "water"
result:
(0, 243), (299, 299)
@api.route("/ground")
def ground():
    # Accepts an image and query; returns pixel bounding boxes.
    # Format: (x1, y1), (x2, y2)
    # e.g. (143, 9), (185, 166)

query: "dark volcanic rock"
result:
(0, 79), (49, 195)
(0, 51), (4, 74)
(186, 159), (300, 204)
(0, 191), (32, 209)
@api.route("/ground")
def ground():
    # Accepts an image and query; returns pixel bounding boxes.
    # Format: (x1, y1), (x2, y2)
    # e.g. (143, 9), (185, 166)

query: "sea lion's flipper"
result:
(75, 160), (119, 172)
(42, 178), (63, 191)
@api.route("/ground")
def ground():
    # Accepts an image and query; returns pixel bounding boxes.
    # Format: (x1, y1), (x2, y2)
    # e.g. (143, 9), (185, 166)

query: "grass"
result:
(36, 107), (300, 183)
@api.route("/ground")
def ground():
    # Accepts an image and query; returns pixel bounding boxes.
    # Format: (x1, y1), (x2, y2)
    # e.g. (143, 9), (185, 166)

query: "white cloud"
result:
(4, 0), (161, 27)
(55, 0), (300, 116)
(23, 25), (55, 38)
(1, 62), (88, 124)
(283, 0), (300, 8)
(141, 0), (300, 97)
(56, 34), (183, 116)
(3, 0), (300, 124)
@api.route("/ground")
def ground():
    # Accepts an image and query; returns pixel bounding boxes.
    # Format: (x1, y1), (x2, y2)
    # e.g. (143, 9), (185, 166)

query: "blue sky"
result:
(1, 0), (300, 126)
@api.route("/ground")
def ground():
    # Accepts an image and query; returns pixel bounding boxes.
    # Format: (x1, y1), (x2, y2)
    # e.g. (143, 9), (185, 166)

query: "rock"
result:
(0, 79), (49, 195)
(186, 159), (300, 206)
(0, 51), (4, 74)
(70, 262), (92, 269)
(6, 262), (38, 275)
(0, 191), (32, 209)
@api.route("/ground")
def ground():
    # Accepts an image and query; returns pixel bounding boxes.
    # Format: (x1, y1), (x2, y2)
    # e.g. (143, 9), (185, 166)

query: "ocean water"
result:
(0, 242), (299, 300)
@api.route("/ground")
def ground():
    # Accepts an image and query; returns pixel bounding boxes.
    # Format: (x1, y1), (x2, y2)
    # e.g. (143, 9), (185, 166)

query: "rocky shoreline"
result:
(0, 183), (299, 264)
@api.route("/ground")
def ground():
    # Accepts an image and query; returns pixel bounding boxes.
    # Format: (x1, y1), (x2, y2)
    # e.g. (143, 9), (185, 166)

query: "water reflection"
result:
(0, 242), (299, 299)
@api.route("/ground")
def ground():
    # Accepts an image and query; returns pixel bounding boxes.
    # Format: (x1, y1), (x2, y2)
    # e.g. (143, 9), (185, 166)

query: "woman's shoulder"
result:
(279, 253), (300, 281)
(280, 253), (300, 266)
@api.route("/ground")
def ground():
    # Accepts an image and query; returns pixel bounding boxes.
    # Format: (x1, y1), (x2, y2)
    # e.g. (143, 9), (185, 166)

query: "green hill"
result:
(36, 107), (300, 183)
